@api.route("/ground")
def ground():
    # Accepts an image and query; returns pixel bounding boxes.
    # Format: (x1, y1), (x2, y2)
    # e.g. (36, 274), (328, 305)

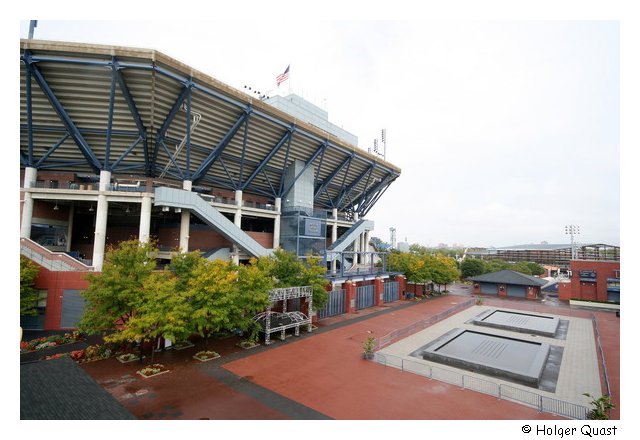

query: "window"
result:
(36, 290), (48, 310)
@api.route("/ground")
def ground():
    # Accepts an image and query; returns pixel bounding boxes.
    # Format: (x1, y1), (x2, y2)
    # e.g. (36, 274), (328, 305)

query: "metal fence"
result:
(376, 298), (475, 350)
(383, 281), (399, 303)
(356, 284), (375, 310)
(318, 289), (346, 319)
(375, 353), (589, 420)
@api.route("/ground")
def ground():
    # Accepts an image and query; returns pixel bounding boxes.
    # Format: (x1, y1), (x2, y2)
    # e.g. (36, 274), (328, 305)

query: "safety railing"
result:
(376, 298), (475, 350)
(375, 353), (589, 420)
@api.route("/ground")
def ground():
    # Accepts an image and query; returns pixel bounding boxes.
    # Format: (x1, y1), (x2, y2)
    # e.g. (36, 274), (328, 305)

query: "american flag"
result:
(276, 65), (290, 87)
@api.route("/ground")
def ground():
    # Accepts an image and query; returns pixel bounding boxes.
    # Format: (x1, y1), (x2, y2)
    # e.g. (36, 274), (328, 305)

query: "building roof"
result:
(476, 243), (618, 252)
(21, 357), (135, 420)
(468, 270), (547, 287)
(20, 39), (400, 217)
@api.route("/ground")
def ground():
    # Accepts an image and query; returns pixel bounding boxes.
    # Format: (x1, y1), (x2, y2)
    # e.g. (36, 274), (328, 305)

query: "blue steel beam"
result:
(104, 60), (117, 170)
(238, 116), (250, 187)
(360, 182), (393, 217)
(22, 53), (102, 173)
(349, 172), (396, 213)
(217, 157), (238, 190)
(314, 154), (353, 200)
(111, 136), (143, 170)
(278, 132), (294, 195)
(240, 128), (293, 191)
(151, 84), (191, 174)
(280, 141), (327, 198)
(334, 164), (376, 209)
(114, 63), (149, 174)
(191, 107), (253, 184)
(35, 133), (70, 167)
(185, 83), (192, 177)
(25, 67), (34, 166)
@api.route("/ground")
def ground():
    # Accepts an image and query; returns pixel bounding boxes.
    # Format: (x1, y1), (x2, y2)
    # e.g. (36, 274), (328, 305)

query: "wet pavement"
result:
(24, 285), (620, 420)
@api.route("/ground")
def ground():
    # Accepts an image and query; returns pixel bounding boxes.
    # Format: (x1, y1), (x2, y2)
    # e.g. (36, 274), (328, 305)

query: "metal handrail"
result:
(375, 352), (589, 420)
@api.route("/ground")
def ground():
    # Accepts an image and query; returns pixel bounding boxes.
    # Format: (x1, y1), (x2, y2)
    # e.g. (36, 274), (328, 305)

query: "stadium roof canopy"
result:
(20, 39), (401, 217)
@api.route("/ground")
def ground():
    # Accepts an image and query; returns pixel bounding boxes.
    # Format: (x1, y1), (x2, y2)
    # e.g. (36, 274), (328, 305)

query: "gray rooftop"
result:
(21, 357), (135, 420)
(468, 270), (547, 287)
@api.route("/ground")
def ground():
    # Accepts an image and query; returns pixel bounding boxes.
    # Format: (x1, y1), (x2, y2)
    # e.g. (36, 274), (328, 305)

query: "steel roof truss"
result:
(35, 133), (70, 168)
(278, 130), (295, 195)
(23, 54), (102, 173)
(217, 157), (238, 190)
(159, 139), (185, 180)
(241, 128), (292, 191)
(334, 164), (373, 209)
(104, 62), (117, 169)
(314, 154), (353, 200)
(191, 107), (252, 184)
(238, 116), (250, 188)
(151, 85), (190, 171)
(111, 136), (143, 170)
(25, 67), (34, 166)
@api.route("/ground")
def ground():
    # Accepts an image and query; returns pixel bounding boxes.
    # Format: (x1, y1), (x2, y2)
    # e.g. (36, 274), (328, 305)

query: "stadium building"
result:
(19, 39), (404, 330)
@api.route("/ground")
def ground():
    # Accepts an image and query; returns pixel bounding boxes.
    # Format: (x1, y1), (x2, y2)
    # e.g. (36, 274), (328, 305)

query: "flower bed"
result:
(20, 331), (85, 353)
(136, 364), (169, 379)
(193, 350), (220, 362)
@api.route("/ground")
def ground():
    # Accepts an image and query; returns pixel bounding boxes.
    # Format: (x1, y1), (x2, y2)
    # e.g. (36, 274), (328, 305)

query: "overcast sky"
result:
(14, 4), (632, 249)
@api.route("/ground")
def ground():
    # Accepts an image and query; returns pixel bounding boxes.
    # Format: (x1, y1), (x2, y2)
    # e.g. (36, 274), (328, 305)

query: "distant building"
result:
(467, 243), (619, 269)
(397, 242), (410, 253)
(468, 270), (547, 300)
(558, 260), (620, 303)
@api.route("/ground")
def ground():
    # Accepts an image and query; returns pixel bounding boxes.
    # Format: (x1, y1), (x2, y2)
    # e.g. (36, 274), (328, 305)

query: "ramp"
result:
(154, 187), (272, 258)
(326, 219), (374, 259)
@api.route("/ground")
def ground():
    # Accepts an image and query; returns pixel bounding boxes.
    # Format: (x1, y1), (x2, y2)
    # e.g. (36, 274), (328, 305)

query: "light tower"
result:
(389, 227), (397, 249)
(565, 224), (580, 260)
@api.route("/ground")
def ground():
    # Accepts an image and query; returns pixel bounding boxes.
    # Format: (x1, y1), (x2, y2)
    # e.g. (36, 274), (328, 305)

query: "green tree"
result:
(429, 254), (460, 292)
(105, 272), (192, 364)
(263, 249), (329, 310)
(233, 258), (274, 335)
(79, 240), (157, 335)
(20, 255), (40, 316)
(460, 258), (486, 279)
(185, 258), (240, 348)
(512, 261), (545, 276)
(485, 259), (511, 273)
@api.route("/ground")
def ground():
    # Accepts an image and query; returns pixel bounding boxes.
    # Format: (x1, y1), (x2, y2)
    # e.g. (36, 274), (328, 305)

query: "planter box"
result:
(117, 354), (143, 363)
(570, 299), (620, 311)
(193, 351), (220, 362)
(137, 364), (170, 378)
(237, 342), (260, 350)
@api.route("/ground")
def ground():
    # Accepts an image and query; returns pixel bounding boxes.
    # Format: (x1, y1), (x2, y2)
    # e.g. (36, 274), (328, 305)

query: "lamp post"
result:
(565, 224), (580, 260)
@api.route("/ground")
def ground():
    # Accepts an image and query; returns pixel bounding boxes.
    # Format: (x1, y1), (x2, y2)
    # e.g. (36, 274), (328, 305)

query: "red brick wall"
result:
(33, 266), (91, 330)
(568, 260), (620, 302)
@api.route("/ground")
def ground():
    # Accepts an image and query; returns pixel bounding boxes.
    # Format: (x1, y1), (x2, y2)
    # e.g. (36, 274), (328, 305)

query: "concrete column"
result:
(179, 181), (192, 252)
(20, 167), (37, 238)
(232, 190), (242, 264)
(66, 204), (74, 252)
(92, 194), (108, 271)
(273, 197), (281, 249)
(353, 234), (360, 265)
(92, 171), (111, 271)
(139, 196), (152, 243)
(331, 208), (338, 274)
(98, 170), (112, 191)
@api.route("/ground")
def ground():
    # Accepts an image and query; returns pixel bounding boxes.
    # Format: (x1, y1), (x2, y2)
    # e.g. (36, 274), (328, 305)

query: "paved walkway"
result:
(71, 292), (619, 420)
